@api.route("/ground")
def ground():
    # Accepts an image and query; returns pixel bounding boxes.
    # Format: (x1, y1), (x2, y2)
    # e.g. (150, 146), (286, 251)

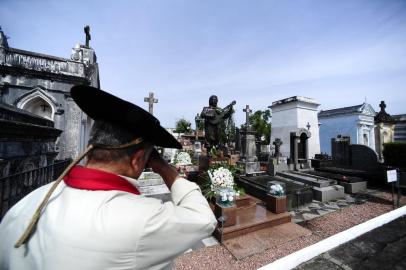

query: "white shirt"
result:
(0, 177), (217, 270)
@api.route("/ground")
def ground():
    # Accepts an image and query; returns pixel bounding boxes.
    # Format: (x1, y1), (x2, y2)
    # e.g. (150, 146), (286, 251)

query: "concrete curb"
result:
(258, 205), (406, 270)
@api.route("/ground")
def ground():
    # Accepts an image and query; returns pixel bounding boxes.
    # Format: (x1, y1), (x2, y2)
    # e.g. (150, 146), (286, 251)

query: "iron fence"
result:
(0, 159), (71, 221)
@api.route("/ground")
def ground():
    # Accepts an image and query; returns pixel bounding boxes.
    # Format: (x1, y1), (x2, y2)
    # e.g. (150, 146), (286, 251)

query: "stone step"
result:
(276, 171), (335, 188)
(338, 181), (367, 194)
(213, 203), (291, 242)
(312, 185), (345, 202)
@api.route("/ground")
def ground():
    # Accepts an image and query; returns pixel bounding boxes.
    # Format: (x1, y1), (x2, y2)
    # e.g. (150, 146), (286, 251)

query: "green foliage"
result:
(383, 142), (406, 168)
(225, 115), (236, 143)
(174, 118), (192, 133)
(247, 109), (272, 144)
(219, 111), (236, 145)
(197, 120), (205, 131)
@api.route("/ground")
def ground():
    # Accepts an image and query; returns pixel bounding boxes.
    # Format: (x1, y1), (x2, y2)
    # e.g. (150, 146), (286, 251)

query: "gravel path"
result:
(174, 191), (405, 270)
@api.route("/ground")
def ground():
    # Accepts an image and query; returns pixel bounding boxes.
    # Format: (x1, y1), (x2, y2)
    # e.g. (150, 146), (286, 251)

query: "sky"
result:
(1, 0), (406, 128)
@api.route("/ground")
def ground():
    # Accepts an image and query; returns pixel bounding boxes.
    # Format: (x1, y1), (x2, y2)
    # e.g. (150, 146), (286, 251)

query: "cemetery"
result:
(132, 91), (406, 269)
(1, 12), (406, 269)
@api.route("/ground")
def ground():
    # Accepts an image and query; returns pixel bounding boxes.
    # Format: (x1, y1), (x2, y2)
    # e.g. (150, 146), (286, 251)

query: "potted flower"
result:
(208, 166), (237, 207)
(266, 183), (287, 214)
(208, 166), (237, 227)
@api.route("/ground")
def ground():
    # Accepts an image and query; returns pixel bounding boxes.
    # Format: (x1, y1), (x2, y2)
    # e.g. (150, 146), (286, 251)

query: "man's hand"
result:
(146, 149), (180, 189)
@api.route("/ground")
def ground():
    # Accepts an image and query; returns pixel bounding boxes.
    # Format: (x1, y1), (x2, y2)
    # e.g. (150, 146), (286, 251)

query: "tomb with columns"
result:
(270, 96), (321, 170)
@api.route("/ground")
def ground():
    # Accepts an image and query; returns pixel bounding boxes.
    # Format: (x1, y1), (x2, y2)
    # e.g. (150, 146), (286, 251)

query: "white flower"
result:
(173, 151), (192, 166)
(269, 184), (284, 196)
(210, 167), (234, 191)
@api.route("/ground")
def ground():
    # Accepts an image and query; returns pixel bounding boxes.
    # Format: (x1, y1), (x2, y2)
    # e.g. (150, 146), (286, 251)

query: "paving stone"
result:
(325, 203), (340, 210)
(337, 202), (349, 207)
(202, 237), (219, 247)
(308, 203), (322, 209)
(302, 213), (320, 221)
(298, 206), (311, 211)
(296, 256), (343, 270)
(316, 209), (332, 216)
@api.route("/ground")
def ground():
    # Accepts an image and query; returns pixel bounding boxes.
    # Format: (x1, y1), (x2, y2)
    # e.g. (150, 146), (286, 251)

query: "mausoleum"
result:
(318, 103), (376, 155)
(0, 27), (100, 160)
(269, 96), (321, 165)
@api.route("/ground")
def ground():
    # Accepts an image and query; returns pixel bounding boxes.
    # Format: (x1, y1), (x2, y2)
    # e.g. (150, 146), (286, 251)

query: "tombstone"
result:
(331, 135), (351, 167)
(136, 172), (171, 202)
(267, 138), (289, 176)
(234, 106), (262, 176)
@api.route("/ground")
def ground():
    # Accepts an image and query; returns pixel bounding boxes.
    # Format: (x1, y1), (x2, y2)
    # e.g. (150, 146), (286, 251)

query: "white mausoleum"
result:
(270, 96), (321, 162)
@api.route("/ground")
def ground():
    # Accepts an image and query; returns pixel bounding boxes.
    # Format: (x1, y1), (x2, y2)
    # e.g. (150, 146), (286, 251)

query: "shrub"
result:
(383, 142), (406, 168)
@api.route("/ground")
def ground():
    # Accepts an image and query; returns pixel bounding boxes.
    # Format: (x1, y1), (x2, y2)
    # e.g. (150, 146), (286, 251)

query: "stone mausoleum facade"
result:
(0, 27), (100, 160)
(270, 96), (321, 164)
(318, 103), (376, 156)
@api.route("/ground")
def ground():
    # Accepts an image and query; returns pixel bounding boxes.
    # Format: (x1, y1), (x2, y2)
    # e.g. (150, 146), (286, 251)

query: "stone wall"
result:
(270, 96), (320, 159)
(0, 102), (61, 177)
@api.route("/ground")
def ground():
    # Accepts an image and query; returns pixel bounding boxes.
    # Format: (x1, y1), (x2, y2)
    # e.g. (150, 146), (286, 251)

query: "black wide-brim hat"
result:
(71, 85), (181, 149)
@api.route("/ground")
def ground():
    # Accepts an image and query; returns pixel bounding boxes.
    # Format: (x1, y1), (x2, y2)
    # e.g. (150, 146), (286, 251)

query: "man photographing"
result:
(0, 85), (217, 270)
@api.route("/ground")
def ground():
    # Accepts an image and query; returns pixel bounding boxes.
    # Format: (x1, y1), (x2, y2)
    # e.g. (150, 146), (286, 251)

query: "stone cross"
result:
(144, 92), (158, 115)
(273, 138), (283, 157)
(84, 25), (91, 47)
(306, 122), (311, 130)
(379, 101), (386, 112)
(243, 105), (252, 126)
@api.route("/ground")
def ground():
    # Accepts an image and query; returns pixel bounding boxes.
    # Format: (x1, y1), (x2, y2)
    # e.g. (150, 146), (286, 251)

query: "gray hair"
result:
(87, 121), (152, 162)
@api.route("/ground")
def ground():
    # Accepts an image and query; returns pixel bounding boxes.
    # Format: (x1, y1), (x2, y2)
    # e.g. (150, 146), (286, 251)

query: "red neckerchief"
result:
(63, 166), (140, 195)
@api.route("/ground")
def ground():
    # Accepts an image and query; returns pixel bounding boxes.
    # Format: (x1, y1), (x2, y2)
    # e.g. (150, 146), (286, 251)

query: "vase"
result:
(265, 194), (287, 214)
(215, 187), (235, 208)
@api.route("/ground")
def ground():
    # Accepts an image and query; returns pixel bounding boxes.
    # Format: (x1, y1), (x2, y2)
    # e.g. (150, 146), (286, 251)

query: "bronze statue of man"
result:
(200, 95), (236, 155)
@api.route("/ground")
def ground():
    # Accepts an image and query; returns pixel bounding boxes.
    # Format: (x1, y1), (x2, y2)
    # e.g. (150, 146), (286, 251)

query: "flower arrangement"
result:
(172, 151), (192, 166)
(208, 167), (234, 190)
(202, 164), (245, 203)
(269, 184), (285, 196)
(207, 167), (240, 207)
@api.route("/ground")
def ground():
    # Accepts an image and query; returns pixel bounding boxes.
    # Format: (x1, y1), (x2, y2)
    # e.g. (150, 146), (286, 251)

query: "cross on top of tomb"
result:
(84, 25), (91, 47)
(379, 101), (386, 112)
(243, 105), (252, 126)
(144, 92), (158, 115)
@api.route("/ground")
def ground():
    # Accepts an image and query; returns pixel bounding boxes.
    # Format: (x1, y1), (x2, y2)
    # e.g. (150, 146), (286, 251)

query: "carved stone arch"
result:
(291, 128), (311, 138)
(15, 87), (58, 121)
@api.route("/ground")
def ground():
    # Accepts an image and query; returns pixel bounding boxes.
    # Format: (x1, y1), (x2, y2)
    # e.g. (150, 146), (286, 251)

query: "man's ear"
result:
(130, 148), (146, 174)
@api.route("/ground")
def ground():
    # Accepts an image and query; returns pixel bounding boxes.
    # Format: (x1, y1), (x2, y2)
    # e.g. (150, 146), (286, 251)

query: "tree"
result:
(174, 118), (192, 133)
(248, 109), (271, 144)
